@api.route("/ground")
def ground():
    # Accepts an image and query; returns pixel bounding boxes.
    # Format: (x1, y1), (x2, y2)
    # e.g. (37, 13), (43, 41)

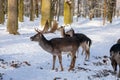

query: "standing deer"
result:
(57, 26), (72, 57)
(66, 28), (92, 61)
(110, 43), (120, 78)
(57, 26), (70, 38)
(117, 38), (120, 44)
(30, 29), (80, 71)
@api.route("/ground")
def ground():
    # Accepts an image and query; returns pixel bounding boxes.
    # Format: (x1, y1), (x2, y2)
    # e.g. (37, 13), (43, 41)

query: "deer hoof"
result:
(61, 68), (64, 71)
(68, 67), (73, 71)
(52, 68), (55, 70)
(118, 72), (120, 78)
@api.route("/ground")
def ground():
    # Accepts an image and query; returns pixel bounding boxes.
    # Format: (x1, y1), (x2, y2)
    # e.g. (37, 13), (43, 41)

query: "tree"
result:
(34, 0), (39, 18)
(107, 0), (116, 23)
(41, 0), (51, 27)
(30, 0), (34, 21)
(64, 0), (73, 25)
(4, 0), (8, 15)
(103, 0), (107, 25)
(0, 0), (4, 24)
(7, 0), (19, 35)
(18, 0), (24, 22)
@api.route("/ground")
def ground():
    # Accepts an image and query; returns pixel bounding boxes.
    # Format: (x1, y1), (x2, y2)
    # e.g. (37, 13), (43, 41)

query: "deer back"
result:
(50, 37), (80, 53)
(66, 28), (92, 46)
(30, 30), (80, 55)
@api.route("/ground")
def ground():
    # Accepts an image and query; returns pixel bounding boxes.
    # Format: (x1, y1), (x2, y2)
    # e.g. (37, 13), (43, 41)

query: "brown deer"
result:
(57, 26), (70, 38)
(30, 29), (80, 71)
(66, 28), (92, 61)
(110, 43), (120, 78)
(57, 26), (76, 57)
(117, 38), (120, 44)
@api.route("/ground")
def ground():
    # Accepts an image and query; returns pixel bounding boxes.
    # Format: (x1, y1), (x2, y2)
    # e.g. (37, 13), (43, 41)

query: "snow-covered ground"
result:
(0, 17), (120, 80)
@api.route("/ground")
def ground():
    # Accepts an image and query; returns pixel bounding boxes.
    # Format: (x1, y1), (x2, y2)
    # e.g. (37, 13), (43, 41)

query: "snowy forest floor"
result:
(0, 17), (120, 80)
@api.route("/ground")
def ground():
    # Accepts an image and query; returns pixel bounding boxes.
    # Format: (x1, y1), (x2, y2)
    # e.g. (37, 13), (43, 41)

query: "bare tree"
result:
(0, 0), (4, 24)
(41, 0), (51, 26)
(18, 0), (24, 22)
(64, 0), (73, 25)
(103, 0), (107, 25)
(107, 0), (116, 23)
(34, 0), (39, 18)
(7, 0), (19, 34)
(30, 0), (34, 21)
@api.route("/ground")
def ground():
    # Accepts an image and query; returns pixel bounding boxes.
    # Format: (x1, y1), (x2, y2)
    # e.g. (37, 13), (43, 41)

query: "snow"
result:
(0, 17), (120, 80)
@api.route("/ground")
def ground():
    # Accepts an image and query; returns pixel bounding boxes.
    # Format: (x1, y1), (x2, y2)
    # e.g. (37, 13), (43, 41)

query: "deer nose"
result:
(30, 37), (33, 41)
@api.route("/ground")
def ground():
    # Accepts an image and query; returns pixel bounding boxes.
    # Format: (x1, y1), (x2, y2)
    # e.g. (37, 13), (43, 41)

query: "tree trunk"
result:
(64, 0), (73, 25)
(56, 0), (60, 21)
(18, 0), (24, 22)
(107, 0), (116, 23)
(4, 0), (8, 15)
(0, 0), (4, 24)
(30, 0), (34, 21)
(59, 0), (64, 16)
(7, 0), (19, 35)
(103, 0), (107, 25)
(113, 0), (116, 16)
(35, 0), (39, 18)
(41, 0), (51, 27)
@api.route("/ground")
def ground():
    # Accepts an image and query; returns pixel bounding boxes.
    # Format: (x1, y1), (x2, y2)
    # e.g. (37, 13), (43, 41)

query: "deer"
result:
(110, 43), (120, 78)
(66, 28), (92, 61)
(57, 26), (70, 38)
(57, 26), (73, 57)
(117, 38), (120, 44)
(30, 29), (80, 71)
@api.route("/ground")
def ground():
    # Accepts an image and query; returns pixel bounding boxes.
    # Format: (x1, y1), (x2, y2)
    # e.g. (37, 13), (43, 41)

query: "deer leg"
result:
(72, 55), (76, 68)
(76, 50), (79, 58)
(58, 55), (64, 71)
(85, 43), (90, 61)
(118, 65), (120, 78)
(81, 44), (85, 55)
(81, 49), (84, 55)
(85, 49), (90, 61)
(52, 55), (56, 70)
(111, 59), (117, 74)
(68, 55), (76, 71)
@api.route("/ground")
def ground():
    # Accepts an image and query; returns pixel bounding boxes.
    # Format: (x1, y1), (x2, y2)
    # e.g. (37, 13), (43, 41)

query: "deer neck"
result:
(61, 29), (66, 37)
(39, 34), (53, 53)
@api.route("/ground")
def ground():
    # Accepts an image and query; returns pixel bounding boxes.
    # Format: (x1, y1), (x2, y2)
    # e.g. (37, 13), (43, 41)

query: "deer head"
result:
(66, 28), (74, 37)
(30, 28), (42, 41)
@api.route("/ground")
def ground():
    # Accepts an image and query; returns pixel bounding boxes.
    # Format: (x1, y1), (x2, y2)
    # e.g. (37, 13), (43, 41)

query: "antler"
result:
(34, 28), (42, 33)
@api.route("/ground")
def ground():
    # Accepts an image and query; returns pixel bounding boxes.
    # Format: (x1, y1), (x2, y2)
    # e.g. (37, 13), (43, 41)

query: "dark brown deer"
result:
(66, 28), (92, 61)
(117, 38), (120, 44)
(110, 43), (120, 78)
(30, 29), (80, 71)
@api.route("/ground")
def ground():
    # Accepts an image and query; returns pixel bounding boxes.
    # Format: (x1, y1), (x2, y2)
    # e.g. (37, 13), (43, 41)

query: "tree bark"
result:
(35, 0), (39, 18)
(41, 0), (51, 27)
(103, 0), (107, 25)
(64, 0), (73, 25)
(107, 0), (116, 23)
(7, 0), (19, 35)
(18, 0), (24, 22)
(30, 0), (34, 21)
(0, 0), (4, 24)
